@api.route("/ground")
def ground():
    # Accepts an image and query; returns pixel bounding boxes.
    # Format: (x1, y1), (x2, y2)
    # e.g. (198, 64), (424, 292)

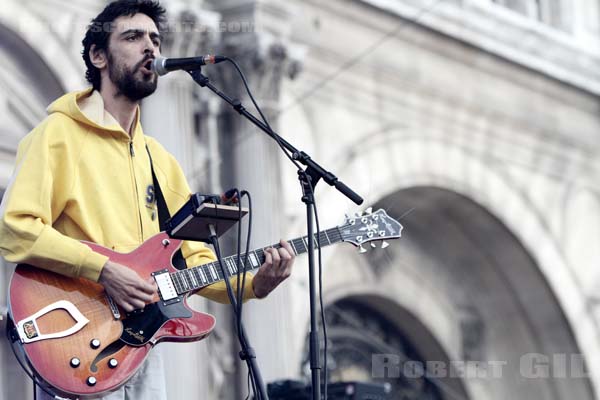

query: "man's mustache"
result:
(134, 55), (155, 70)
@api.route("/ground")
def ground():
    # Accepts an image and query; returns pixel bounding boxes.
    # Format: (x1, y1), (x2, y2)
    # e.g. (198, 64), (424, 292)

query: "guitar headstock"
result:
(338, 208), (403, 253)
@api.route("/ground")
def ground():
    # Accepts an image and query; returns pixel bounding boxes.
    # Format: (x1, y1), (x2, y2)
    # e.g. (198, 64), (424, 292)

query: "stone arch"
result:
(297, 184), (594, 399)
(0, 23), (64, 103)
(0, 20), (67, 185)
(318, 289), (471, 399)
(0, 18), (66, 400)
(382, 186), (592, 398)
(288, 134), (599, 398)
(0, 2), (85, 93)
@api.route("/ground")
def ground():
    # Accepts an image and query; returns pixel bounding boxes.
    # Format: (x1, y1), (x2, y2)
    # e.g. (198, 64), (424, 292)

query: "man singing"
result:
(0, 1), (294, 398)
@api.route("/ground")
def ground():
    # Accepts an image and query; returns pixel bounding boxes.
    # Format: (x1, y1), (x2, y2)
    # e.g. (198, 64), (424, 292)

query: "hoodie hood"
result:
(46, 88), (141, 139)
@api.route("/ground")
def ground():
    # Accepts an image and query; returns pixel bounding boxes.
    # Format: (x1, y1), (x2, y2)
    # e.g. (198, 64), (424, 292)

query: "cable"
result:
(235, 190), (253, 341)
(223, 57), (303, 172)
(231, 187), (243, 340)
(305, 176), (328, 400)
(223, 58), (273, 132)
(208, 195), (265, 400)
(244, 370), (252, 400)
(222, 54), (331, 400)
(5, 318), (65, 399)
(315, 206), (328, 400)
(279, 0), (446, 114)
(210, 233), (263, 400)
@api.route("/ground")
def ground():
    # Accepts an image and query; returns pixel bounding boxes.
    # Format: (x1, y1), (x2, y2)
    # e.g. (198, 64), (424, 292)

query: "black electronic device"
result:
(267, 380), (392, 400)
(165, 192), (247, 242)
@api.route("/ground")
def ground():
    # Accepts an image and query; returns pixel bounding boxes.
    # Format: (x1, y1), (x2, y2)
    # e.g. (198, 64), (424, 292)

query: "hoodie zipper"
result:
(129, 141), (144, 242)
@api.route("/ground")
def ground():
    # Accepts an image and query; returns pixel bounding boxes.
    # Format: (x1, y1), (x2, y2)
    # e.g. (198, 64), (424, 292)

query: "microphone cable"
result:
(222, 56), (330, 400)
(222, 57), (303, 172)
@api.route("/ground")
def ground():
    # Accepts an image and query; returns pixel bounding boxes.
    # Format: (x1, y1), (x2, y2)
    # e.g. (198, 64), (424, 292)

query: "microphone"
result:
(151, 55), (226, 76)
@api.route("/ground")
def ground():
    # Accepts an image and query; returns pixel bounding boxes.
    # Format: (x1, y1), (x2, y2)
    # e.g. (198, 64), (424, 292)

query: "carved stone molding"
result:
(204, 33), (303, 121)
(206, 0), (304, 107)
(161, 1), (221, 58)
(359, 0), (600, 95)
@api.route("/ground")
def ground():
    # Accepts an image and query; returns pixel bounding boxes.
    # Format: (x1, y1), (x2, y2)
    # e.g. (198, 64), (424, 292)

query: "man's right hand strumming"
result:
(98, 260), (156, 312)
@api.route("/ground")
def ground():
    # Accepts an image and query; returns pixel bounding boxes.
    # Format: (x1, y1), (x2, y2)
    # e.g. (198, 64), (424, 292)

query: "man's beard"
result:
(108, 52), (157, 101)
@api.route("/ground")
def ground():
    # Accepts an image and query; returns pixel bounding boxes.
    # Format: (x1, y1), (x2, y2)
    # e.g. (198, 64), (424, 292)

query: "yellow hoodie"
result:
(0, 88), (255, 303)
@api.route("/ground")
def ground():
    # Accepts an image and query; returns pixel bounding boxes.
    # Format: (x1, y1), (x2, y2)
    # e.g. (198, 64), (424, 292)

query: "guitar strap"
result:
(145, 145), (170, 231)
(145, 144), (187, 270)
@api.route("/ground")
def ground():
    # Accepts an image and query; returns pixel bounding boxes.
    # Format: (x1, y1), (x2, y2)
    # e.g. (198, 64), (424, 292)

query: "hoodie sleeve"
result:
(0, 117), (108, 281)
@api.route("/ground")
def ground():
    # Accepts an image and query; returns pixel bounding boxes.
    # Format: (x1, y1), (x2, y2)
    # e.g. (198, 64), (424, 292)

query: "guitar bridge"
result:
(15, 300), (89, 344)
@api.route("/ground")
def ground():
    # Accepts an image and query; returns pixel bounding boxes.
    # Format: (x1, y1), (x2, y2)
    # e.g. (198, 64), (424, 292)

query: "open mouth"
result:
(141, 59), (154, 74)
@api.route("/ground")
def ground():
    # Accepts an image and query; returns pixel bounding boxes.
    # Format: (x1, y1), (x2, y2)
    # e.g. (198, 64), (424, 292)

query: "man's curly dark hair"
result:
(82, 0), (166, 90)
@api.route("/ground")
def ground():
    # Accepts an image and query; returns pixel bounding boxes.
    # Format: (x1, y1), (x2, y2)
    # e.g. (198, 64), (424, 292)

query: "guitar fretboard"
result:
(169, 226), (343, 295)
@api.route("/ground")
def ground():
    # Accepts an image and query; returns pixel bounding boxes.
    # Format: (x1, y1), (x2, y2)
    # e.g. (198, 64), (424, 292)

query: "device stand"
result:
(164, 196), (268, 400)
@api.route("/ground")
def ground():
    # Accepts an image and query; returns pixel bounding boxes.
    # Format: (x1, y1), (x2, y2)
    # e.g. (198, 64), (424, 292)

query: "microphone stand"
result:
(207, 225), (268, 400)
(187, 68), (363, 400)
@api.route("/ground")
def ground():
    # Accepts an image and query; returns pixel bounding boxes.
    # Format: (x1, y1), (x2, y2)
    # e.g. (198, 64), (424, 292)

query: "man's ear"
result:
(89, 44), (107, 69)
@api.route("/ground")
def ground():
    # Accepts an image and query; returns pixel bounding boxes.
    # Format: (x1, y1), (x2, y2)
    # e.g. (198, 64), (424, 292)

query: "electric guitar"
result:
(7, 208), (402, 399)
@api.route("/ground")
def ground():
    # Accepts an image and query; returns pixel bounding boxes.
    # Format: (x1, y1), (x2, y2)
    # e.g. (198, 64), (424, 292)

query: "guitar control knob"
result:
(90, 339), (101, 349)
(108, 358), (119, 369)
(86, 376), (97, 386)
(70, 358), (80, 368)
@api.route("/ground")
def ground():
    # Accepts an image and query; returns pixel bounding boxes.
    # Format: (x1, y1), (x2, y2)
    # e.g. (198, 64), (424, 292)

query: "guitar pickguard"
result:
(120, 299), (192, 346)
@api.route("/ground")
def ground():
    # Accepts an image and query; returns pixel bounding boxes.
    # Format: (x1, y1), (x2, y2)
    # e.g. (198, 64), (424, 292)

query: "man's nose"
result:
(142, 36), (156, 56)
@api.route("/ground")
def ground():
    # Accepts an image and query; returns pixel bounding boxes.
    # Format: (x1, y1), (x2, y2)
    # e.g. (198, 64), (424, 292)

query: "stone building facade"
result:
(1, 0), (600, 399)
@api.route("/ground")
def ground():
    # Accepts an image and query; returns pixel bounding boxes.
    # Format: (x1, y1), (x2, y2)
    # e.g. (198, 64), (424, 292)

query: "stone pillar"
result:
(571, 0), (600, 51)
(205, 0), (303, 394)
(143, 1), (220, 181)
(141, 3), (234, 399)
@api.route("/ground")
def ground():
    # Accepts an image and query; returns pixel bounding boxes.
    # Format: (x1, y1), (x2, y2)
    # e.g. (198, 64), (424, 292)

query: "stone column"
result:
(205, 0), (303, 394)
(141, 3), (235, 399)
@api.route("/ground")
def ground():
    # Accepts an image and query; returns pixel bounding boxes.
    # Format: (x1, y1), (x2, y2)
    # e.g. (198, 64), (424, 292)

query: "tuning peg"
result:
(365, 207), (373, 215)
(370, 242), (377, 248)
(381, 241), (390, 249)
(358, 245), (367, 254)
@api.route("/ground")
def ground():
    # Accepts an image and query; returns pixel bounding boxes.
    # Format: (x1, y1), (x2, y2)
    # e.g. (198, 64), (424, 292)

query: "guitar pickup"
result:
(152, 270), (178, 302)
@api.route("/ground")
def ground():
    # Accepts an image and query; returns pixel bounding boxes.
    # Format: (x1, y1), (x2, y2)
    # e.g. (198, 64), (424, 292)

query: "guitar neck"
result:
(168, 226), (343, 296)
